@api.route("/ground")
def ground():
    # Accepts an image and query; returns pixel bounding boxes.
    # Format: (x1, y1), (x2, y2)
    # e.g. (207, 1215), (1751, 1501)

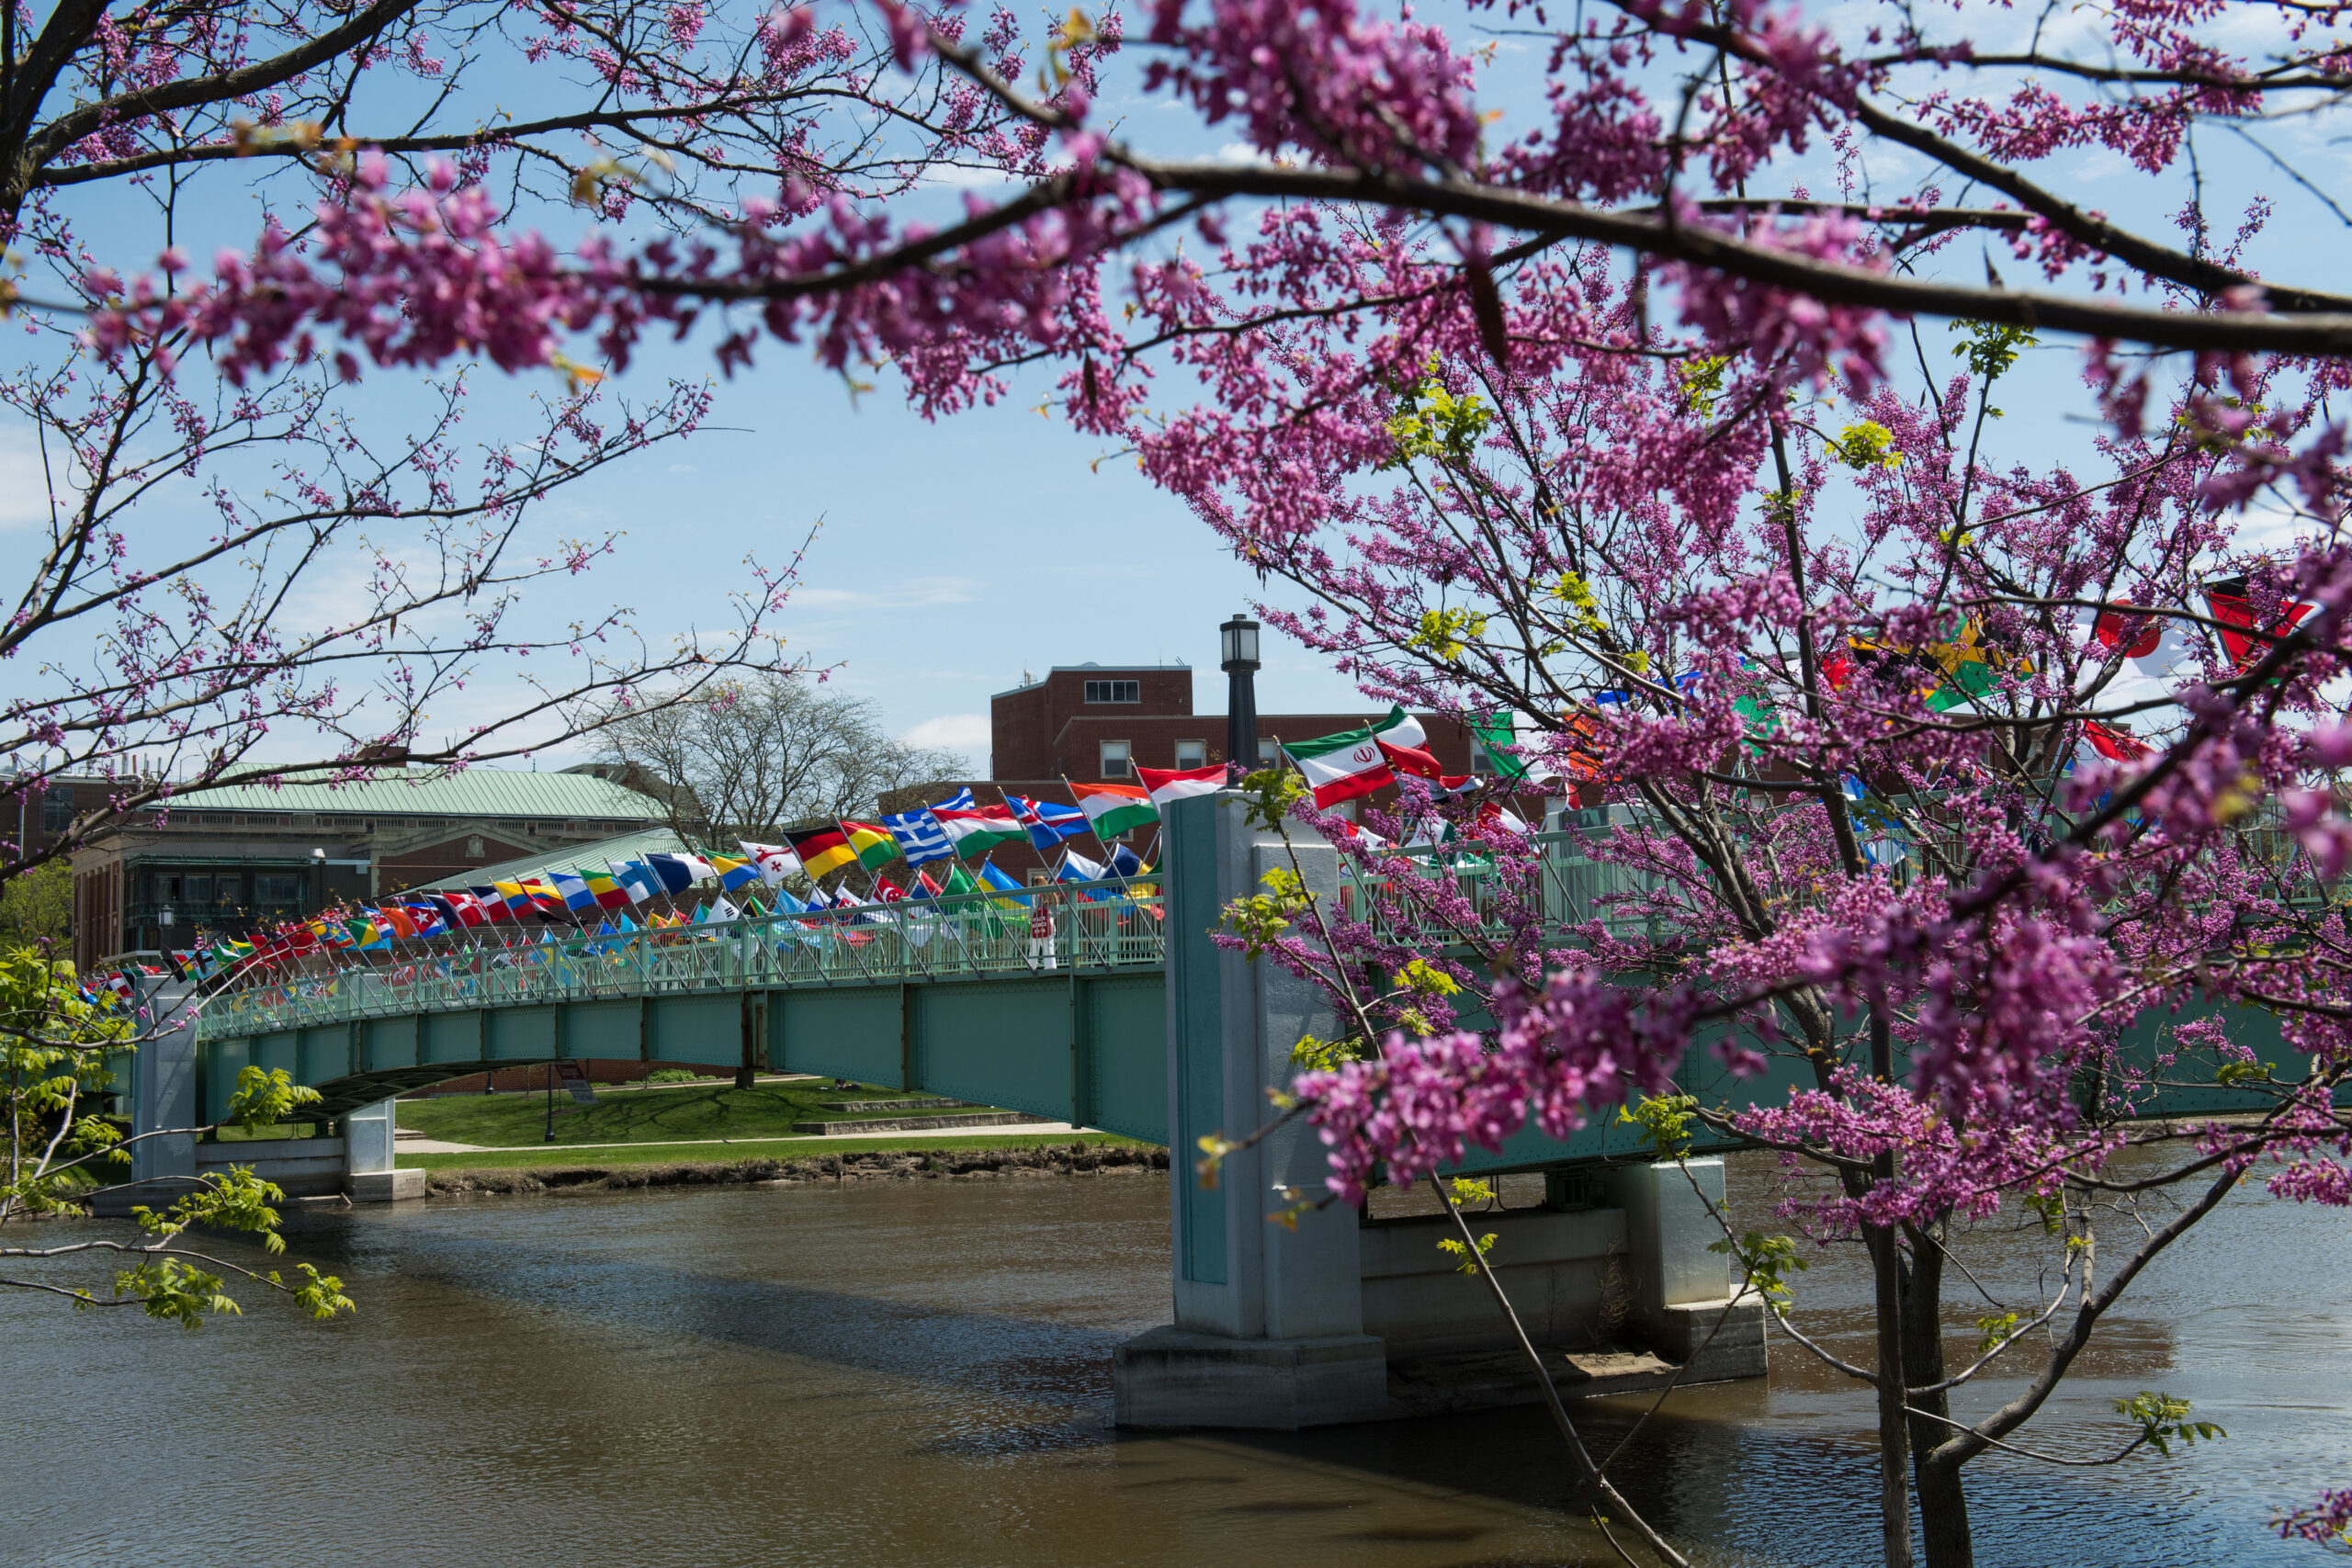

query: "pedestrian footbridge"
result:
(130, 795), (2318, 1430)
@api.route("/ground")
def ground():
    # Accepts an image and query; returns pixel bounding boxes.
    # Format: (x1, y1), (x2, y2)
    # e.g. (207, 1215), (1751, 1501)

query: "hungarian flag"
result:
(930, 802), (1026, 859)
(787, 823), (860, 879)
(1070, 781), (1159, 839)
(1283, 727), (1396, 809)
(737, 840), (802, 886)
(1372, 705), (1444, 779)
(2203, 575), (2317, 671)
(1135, 761), (1227, 807)
(839, 821), (902, 869)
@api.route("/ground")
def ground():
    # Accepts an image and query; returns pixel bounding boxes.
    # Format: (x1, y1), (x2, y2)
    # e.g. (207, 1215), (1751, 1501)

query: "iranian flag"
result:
(1070, 781), (1159, 838)
(1135, 761), (1227, 807)
(932, 802), (1027, 858)
(1372, 704), (1443, 779)
(1284, 726), (1396, 809)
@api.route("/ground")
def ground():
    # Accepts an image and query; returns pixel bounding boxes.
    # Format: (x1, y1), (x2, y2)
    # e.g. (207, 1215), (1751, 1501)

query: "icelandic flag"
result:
(883, 804), (956, 866)
(1010, 795), (1090, 850)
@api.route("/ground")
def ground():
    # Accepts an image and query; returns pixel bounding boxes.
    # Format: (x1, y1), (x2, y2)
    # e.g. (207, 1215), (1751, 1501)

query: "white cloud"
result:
(900, 712), (989, 765)
(793, 576), (982, 611)
(0, 423), (67, 532)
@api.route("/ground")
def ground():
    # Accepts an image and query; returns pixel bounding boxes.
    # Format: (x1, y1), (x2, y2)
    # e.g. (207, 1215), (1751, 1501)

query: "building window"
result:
(1175, 739), (1207, 769)
(1083, 679), (1141, 704)
(183, 874), (212, 905)
(213, 875), (241, 908)
(200, 813), (233, 824)
(1099, 740), (1133, 779)
(255, 874), (301, 908)
(41, 785), (71, 832)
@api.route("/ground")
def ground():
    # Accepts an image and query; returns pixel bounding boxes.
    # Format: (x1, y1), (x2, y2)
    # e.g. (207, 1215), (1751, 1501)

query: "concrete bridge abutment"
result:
(1112, 794), (1763, 1429)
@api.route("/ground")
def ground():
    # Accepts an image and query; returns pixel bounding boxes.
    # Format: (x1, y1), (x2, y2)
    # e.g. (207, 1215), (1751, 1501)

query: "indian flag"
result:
(1134, 761), (1227, 807)
(1283, 727), (1396, 809)
(1070, 781), (1159, 839)
(932, 802), (1026, 858)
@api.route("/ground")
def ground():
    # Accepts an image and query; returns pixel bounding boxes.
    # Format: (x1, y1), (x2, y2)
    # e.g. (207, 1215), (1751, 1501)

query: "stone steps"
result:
(813, 1097), (970, 1113)
(790, 1111), (1046, 1134)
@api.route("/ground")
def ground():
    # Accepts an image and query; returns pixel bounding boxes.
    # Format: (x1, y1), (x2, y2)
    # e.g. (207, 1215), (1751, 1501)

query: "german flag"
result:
(786, 823), (858, 879)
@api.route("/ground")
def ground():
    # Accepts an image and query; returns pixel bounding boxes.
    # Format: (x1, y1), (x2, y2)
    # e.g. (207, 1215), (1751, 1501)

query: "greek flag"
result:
(887, 789), (969, 866)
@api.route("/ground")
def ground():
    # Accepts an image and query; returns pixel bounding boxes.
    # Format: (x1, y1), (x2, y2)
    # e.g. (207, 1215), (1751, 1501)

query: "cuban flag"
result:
(1009, 794), (1090, 849)
(883, 803), (956, 866)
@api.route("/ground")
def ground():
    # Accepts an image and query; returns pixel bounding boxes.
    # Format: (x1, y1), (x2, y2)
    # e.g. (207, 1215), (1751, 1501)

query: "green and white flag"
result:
(1283, 726), (1396, 809)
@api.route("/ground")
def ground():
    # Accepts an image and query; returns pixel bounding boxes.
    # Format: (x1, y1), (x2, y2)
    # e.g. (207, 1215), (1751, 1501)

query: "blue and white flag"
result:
(1057, 848), (1109, 884)
(884, 802), (957, 866)
(1106, 843), (1149, 879)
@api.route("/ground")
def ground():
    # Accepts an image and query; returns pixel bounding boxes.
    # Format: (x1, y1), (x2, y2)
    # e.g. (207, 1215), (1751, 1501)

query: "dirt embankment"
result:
(425, 1143), (1170, 1197)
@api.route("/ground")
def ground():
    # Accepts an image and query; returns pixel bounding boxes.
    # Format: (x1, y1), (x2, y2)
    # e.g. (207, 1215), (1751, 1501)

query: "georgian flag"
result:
(1283, 727), (1396, 809)
(737, 840), (803, 886)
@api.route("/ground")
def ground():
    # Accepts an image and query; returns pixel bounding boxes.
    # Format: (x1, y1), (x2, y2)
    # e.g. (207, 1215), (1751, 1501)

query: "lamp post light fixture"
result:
(311, 846), (326, 915)
(1219, 613), (1261, 778)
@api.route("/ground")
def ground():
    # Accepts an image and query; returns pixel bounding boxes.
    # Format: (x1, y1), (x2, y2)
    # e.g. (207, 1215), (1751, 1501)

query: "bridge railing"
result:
(196, 879), (1166, 1042)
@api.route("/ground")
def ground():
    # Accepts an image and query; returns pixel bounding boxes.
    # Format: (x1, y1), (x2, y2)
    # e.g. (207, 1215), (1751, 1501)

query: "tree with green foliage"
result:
(1, 950), (354, 1325)
(0, 861), (71, 946)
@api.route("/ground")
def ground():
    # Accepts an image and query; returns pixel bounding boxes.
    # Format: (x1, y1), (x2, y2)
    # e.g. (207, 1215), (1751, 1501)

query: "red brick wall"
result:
(377, 835), (535, 894)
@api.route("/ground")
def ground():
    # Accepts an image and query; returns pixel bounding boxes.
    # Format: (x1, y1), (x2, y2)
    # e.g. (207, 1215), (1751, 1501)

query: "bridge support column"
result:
(1604, 1157), (1767, 1382)
(1114, 793), (1389, 1429)
(344, 1099), (424, 1202)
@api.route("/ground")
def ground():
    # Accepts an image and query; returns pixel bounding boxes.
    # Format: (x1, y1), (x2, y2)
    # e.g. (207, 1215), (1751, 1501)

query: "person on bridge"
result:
(1027, 895), (1057, 973)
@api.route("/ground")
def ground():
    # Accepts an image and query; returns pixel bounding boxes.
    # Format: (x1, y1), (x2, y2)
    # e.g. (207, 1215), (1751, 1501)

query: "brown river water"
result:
(6, 1153), (2346, 1568)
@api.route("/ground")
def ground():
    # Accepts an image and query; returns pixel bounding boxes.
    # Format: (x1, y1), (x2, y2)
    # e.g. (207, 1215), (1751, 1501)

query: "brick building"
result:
(69, 766), (665, 967)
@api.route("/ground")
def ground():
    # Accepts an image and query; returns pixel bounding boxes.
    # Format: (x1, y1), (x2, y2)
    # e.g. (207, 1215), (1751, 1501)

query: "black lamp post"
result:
(1219, 613), (1261, 777)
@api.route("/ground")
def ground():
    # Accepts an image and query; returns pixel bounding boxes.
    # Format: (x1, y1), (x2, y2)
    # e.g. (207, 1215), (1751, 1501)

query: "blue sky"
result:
(6, 0), (2344, 778)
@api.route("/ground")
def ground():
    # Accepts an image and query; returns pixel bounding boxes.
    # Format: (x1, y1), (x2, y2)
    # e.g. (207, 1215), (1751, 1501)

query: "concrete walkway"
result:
(396, 1122), (1099, 1156)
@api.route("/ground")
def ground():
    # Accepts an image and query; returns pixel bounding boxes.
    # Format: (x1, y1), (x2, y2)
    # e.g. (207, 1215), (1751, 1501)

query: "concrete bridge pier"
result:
(1113, 795), (1764, 1429)
(104, 979), (422, 1213)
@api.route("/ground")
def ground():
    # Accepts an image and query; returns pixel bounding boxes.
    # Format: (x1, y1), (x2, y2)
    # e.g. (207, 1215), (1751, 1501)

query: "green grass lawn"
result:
(396, 1078), (984, 1148)
(398, 1131), (1154, 1172)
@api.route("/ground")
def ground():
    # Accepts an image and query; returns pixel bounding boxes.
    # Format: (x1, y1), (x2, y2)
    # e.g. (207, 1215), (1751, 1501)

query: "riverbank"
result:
(420, 1140), (1168, 1196)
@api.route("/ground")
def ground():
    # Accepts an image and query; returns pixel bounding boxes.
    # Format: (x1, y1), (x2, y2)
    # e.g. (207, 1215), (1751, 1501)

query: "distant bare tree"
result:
(593, 675), (967, 847)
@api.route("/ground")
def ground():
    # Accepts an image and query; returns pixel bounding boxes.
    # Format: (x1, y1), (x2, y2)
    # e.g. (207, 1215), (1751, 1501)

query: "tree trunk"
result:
(1903, 1224), (1973, 1568)
(1866, 1223), (1916, 1567)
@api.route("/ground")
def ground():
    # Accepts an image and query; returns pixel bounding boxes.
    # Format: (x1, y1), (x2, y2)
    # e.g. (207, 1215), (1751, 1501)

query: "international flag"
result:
(380, 905), (420, 939)
(737, 840), (802, 886)
(930, 802), (1026, 858)
(647, 853), (711, 893)
(1069, 781), (1158, 839)
(976, 860), (1032, 907)
(880, 807), (955, 867)
(1008, 795), (1089, 849)
(2202, 575), (2316, 671)
(1283, 727), (1396, 809)
(839, 821), (901, 870)
(803, 885), (832, 912)
(1372, 705), (1445, 780)
(940, 863), (982, 897)
(1106, 843), (1152, 878)
(702, 896), (741, 925)
(521, 881), (571, 920)
(443, 892), (489, 928)
(786, 824), (859, 879)
(107, 971), (136, 1004)
(553, 871), (597, 912)
(401, 904), (447, 938)
(2076, 719), (2154, 768)
(608, 861), (660, 904)
(2078, 605), (2196, 707)
(582, 869), (630, 909)
(709, 853), (763, 892)
(1467, 711), (1533, 778)
(1134, 762), (1227, 807)
(1057, 848), (1109, 883)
